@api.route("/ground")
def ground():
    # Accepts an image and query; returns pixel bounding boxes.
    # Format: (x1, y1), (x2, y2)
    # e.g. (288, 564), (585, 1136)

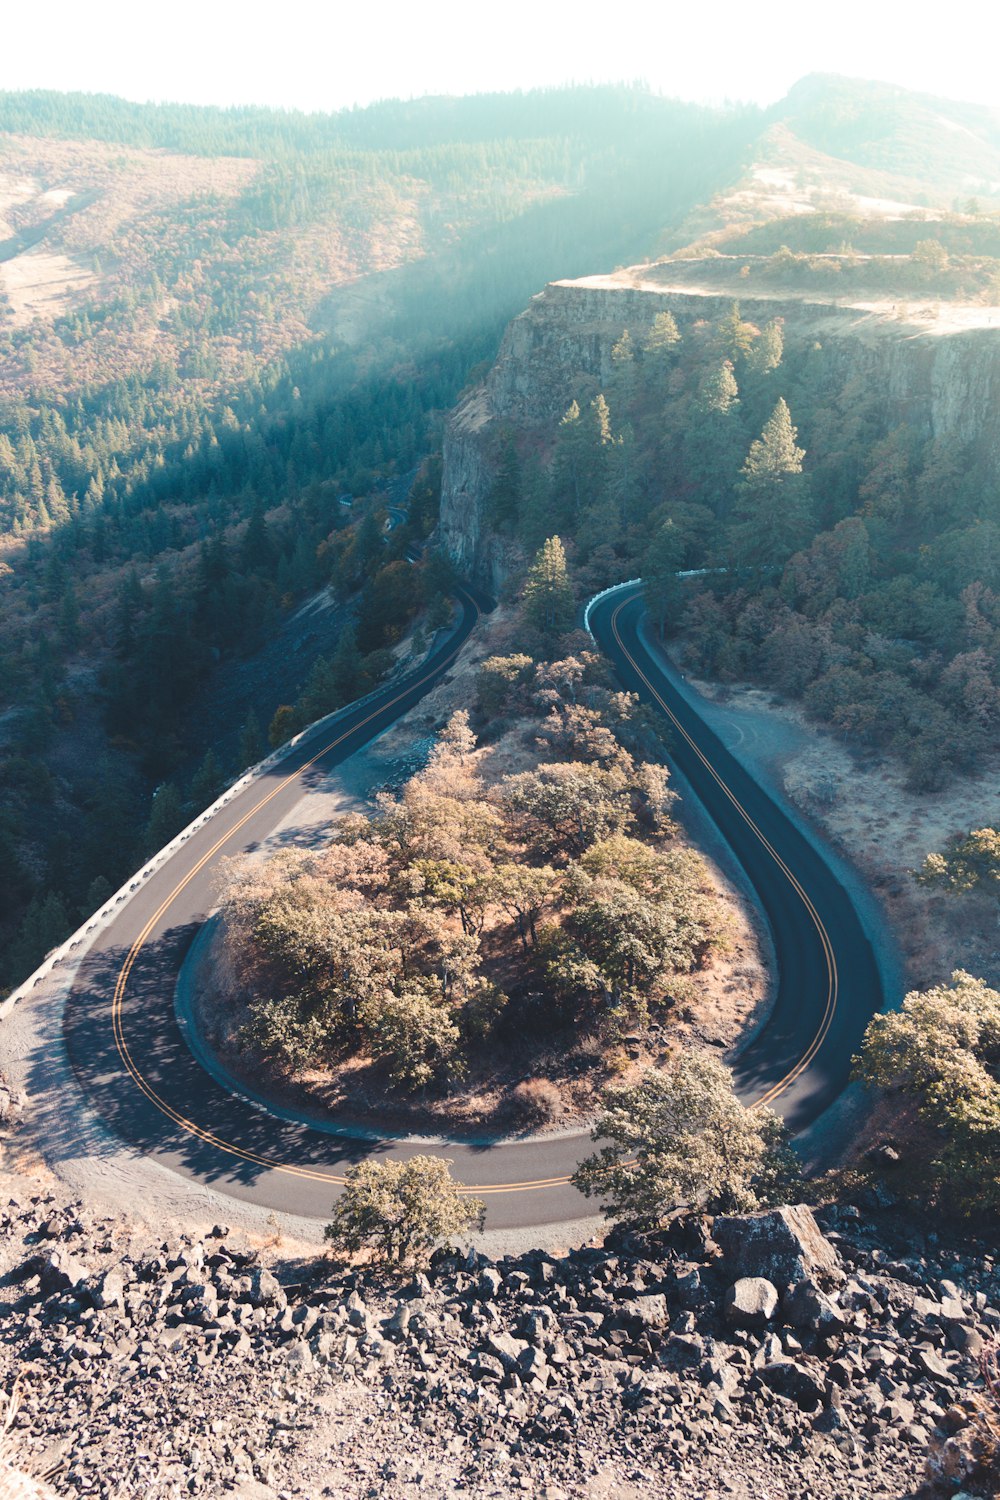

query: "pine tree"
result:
(241, 502), (273, 573)
(268, 705), (297, 748)
(145, 782), (185, 855)
(8, 891), (70, 982)
(686, 361), (744, 515)
(716, 301), (756, 363)
(549, 401), (586, 528)
(609, 330), (637, 405)
(351, 509), (385, 583)
(697, 360), (740, 417)
(522, 536), (575, 635)
(591, 393), (613, 446)
(730, 398), (812, 568)
(191, 748), (223, 809)
(330, 623), (365, 705)
(298, 654), (336, 723)
(642, 310), (681, 364)
(747, 318), (784, 376)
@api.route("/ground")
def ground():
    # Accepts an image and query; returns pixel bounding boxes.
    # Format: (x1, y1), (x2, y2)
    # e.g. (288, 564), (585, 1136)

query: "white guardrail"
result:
(581, 579), (642, 639)
(582, 569), (718, 639)
(0, 640), (449, 1021)
(6, 576), (712, 1022)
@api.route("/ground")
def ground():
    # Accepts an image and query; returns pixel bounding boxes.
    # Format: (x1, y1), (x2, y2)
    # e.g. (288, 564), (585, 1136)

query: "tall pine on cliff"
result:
(729, 398), (812, 567)
(523, 537), (575, 635)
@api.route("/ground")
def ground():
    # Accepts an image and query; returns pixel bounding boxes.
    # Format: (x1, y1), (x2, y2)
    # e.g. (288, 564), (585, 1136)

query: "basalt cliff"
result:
(439, 259), (1000, 588)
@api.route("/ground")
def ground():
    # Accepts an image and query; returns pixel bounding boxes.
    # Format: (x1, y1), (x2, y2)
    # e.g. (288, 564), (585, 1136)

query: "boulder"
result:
(484, 1330), (529, 1371)
(471, 1353), (504, 1382)
(713, 1206), (840, 1287)
(723, 1277), (779, 1328)
(665, 1333), (704, 1369)
(616, 1294), (669, 1329)
(38, 1252), (89, 1297)
(247, 1267), (286, 1310)
(917, 1348), (955, 1383)
(948, 1324), (985, 1359)
(383, 1301), (415, 1338)
(783, 1278), (847, 1334)
(478, 1267), (502, 1300)
(760, 1358), (826, 1411)
(93, 1267), (129, 1311)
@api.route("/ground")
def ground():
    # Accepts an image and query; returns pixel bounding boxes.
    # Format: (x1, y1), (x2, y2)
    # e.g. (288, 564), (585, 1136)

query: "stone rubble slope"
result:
(0, 1188), (997, 1499)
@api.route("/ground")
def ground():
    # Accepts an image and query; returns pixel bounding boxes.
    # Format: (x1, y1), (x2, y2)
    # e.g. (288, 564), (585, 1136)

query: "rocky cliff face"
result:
(439, 262), (1000, 584)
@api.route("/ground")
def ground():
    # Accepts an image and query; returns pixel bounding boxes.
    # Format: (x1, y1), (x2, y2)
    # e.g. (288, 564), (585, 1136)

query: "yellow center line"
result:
(106, 586), (836, 1201)
(609, 595), (838, 1106)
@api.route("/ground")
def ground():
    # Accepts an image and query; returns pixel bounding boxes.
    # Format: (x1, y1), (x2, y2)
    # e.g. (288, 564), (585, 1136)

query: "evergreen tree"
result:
(730, 399), (812, 568)
(145, 782), (185, 854)
(549, 401), (587, 529)
(8, 891), (70, 982)
(350, 509), (385, 584)
(488, 433), (522, 531)
(608, 422), (637, 529)
(685, 361), (744, 516)
(697, 360), (740, 417)
(268, 705), (297, 748)
(522, 536), (574, 635)
(241, 502), (274, 573)
(590, 393), (613, 446)
(191, 748), (223, 809)
(642, 310), (681, 365)
(609, 330), (637, 406)
(747, 317), (784, 376)
(517, 453), (553, 553)
(298, 655), (336, 724)
(715, 301), (756, 363)
(330, 623), (365, 705)
(81, 874), (113, 919)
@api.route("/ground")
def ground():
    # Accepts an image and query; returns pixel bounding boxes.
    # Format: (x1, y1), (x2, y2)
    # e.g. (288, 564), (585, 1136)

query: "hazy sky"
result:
(3, 0), (1000, 115)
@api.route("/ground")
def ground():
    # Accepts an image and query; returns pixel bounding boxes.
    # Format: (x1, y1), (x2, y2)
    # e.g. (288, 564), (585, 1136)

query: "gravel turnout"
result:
(0, 1178), (998, 1499)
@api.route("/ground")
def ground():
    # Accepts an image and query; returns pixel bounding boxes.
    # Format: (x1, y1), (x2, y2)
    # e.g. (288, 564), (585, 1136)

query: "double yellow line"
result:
(105, 587), (836, 1203)
(609, 596), (838, 1108)
(108, 591), (594, 1195)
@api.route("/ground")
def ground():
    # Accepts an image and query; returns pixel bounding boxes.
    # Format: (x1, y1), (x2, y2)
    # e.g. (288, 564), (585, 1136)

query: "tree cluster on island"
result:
(218, 544), (728, 1115)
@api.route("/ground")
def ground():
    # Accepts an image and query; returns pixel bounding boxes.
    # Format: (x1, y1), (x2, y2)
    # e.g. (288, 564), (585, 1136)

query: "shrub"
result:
(853, 970), (1000, 1213)
(572, 1053), (799, 1227)
(324, 1155), (485, 1265)
(508, 1078), (564, 1128)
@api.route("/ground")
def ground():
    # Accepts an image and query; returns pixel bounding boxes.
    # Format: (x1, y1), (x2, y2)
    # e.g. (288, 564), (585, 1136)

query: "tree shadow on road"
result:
(50, 928), (382, 1196)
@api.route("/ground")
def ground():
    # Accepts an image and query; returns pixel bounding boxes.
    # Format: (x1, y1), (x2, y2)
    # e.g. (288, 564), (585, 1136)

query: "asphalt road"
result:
(62, 584), (884, 1231)
(594, 589), (883, 1128)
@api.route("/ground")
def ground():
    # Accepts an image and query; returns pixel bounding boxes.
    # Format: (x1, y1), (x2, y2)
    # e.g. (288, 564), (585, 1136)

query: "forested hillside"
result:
(6, 73), (1000, 995)
(461, 267), (1000, 792)
(0, 85), (752, 992)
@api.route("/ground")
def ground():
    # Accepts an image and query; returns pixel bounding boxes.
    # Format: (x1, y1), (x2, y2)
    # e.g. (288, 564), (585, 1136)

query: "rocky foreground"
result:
(0, 1188), (997, 1499)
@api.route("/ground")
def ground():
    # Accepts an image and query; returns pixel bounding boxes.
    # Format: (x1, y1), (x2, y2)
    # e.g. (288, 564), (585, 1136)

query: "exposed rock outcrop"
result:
(438, 261), (1000, 586)
(2, 1185), (998, 1497)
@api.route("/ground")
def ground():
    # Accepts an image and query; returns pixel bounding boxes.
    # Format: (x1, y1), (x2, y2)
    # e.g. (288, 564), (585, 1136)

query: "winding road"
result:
(60, 583), (884, 1232)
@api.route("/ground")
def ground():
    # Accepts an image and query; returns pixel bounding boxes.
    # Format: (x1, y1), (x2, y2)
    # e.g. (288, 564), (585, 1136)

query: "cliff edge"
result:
(439, 257), (1000, 584)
